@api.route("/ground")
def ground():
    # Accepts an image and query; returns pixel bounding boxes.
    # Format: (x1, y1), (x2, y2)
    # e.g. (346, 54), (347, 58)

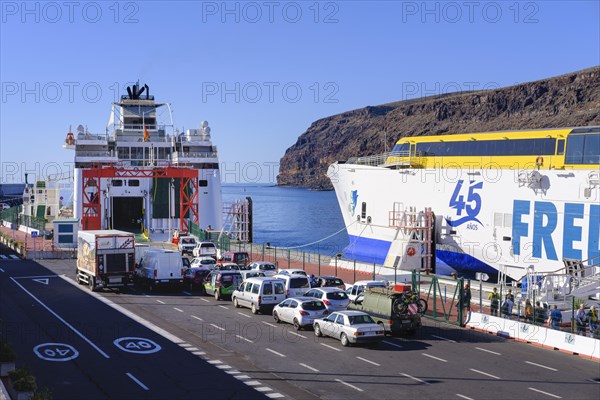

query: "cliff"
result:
(277, 66), (600, 190)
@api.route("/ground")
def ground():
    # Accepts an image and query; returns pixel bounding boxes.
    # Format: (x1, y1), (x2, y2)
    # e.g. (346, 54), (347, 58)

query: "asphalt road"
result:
(2, 255), (599, 400)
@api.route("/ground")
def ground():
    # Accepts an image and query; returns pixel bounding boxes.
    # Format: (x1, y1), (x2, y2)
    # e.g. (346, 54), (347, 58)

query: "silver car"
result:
(273, 297), (329, 330)
(247, 261), (278, 277)
(303, 287), (350, 312)
(313, 310), (384, 347)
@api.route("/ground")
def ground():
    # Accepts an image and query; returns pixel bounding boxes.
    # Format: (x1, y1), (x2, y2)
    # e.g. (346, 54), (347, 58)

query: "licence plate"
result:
(402, 320), (412, 325)
(109, 277), (122, 283)
(161, 279), (169, 283)
(263, 296), (273, 301)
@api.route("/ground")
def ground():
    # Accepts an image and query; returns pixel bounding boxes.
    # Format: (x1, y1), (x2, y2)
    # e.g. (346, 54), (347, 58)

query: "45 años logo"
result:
(445, 180), (483, 228)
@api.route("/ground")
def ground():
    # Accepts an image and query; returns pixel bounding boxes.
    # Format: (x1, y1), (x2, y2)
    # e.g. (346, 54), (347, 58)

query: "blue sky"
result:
(1, 0), (599, 184)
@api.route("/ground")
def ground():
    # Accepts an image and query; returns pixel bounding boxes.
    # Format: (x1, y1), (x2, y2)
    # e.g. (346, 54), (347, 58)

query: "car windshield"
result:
(301, 301), (325, 310)
(326, 291), (348, 300)
(290, 277), (310, 288)
(325, 278), (344, 286)
(261, 264), (276, 270)
(348, 315), (375, 325)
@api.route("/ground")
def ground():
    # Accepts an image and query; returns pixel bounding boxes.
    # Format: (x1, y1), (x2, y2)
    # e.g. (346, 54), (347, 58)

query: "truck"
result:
(76, 230), (135, 291)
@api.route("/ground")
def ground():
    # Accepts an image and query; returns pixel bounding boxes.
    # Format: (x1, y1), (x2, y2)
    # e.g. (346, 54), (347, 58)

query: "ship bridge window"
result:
(557, 139), (565, 155)
(199, 180), (208, 187)
(117, 147), (130, 159)
(128, 180), (140, 187)
(566, 133), (600, 164)
(416, 138), (557, 157)
(112, 180), (123, 187)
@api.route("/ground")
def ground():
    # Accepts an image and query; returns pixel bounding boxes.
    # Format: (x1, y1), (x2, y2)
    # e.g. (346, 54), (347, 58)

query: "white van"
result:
(135, 249), (184, 291)
(346, 280), (387, 302)
(232, 277), (286, 314)
(273, 274), (311, 298)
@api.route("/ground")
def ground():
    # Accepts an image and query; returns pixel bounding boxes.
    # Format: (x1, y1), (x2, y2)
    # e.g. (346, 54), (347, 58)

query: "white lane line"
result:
(156, 300), (165, 305)
(469, 368), (500, 380)
(186, 347), (199, 351)
(431, 334), (456, 343)
(244, 380), (262, 386)
(225, 370), (240, 375)
(0, 268), (4, 272)
(586, 379), (600, 384)
(238, 312), (252, 318)
(10, 277), (110, 359)
(266, 348), (286, 358)
(456, 394), (474, 400)
(234, 375), (251, 380)
(200, 298), (210, 303)
(173, 307), (184, 313)
(383, 340), (403, 349)
(126, 372), (149, 391)
(528, 387), (562, 399)
(256, 387), (272, 392)
(299, 363), (320, 372)
(182, 291), (192, 296)
(179, 343), (192, 347)
(218, 305), (229, 310)
(191, 315), (204, 322)
(356, 356), (380, 366)
(266, 393), (285, 399)
(217, 365), (232, 369)
(207, 359), (222, 364)
(400, 373), (430, 385)
(320, 343), (341, 352)
(287, 331), (307, 339)
(143, 294), (151, 298)
(236, 334), (254, 343)
(209, 323), (225, 331)
(9, 255), (19, 259)
(262, 321), (277, 328)
(192, 351), (206, 356)
(0, 255), (7, 260)
(422, 353), (448, 363)
(475, 347), (501, 356)
(525, 361), (558, 372)
(334, 378), (363, 392)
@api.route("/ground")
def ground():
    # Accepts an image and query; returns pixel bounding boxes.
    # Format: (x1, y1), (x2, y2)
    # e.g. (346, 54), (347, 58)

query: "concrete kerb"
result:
(467, 312), (600, 361)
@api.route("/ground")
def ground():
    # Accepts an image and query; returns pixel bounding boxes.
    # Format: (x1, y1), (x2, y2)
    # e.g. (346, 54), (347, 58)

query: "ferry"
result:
(63, 83), (223, 239)
(327, 127), (600, 281)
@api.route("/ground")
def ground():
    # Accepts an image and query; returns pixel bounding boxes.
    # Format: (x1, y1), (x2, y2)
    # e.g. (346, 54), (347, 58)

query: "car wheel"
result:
(293, 318), (301, 331)
(314, 324), (322, 337)
(214, 290), (220, 301)
(273, 311), (280, 323)
(251, 303), (259, 314)
(88, 276), (96, 291)
(377, 322), (389, 336)
(340, 333), (350, 347)
(233, 298), (240, 308)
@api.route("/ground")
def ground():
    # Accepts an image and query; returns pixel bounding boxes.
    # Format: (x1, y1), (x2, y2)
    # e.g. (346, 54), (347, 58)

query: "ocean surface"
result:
(222, 184), (349, 256)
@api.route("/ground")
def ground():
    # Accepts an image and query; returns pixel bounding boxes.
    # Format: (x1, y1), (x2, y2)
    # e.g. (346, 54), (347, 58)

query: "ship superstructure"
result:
(64, 83), (222, 238)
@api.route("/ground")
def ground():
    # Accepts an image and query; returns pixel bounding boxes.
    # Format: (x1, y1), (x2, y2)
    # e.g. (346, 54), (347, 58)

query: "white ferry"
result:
(63, 83), (222, 239)
(328, 127), (600, 281)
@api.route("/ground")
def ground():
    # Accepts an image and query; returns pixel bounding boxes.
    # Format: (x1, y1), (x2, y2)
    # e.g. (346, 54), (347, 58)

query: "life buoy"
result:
(535, 156), (544, 166)
(407, 246), (416, 257)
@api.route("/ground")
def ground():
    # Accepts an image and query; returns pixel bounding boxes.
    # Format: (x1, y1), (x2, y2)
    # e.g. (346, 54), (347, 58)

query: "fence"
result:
(0, 206), (45, 232)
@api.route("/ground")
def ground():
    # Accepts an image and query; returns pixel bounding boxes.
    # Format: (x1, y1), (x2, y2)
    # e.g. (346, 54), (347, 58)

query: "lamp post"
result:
(335, 253), (342, 277)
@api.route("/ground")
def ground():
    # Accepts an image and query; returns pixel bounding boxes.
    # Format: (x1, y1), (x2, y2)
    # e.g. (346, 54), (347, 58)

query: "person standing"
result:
(506, 289), (515, 319)
(524, 298), (534, 322)
(548, 305), (562, 330)
(462, 283), (472, 312)
(575, 304), (587, 336)
(488, 287), (500, 316)
(588, 305), (598, 337)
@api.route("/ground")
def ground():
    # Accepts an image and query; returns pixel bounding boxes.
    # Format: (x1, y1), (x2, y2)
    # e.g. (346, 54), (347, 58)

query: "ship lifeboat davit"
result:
(65, 129), (76, 146)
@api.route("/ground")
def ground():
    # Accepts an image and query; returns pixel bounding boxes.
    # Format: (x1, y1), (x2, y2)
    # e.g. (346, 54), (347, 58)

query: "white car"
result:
(192, 242), (218, 258)
(313, 310), (384, 347)
(277, 268), (307, 276)
(191, 256), (217, 269)
(178, 236), (197, 255)
(248, 261), (278, 276)
(272, 297), (329, 330)
(303, 287), (350, 312)
(346, 280), (387, 302)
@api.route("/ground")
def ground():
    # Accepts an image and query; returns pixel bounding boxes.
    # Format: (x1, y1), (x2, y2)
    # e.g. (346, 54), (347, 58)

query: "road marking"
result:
(179, 343), (192, 347)
(262, 321), (277, 328)
(217, 365), (232, 369)
(383, 340), (403, 349)
(356, 356), (380, 366)
(400, 373), (430, 385)
(469, 368), (500, 380)
(13, 275), (58, 280)
(225, 370), (240, 375)
(236, 335), (253, 343)
(431, 334), (456, 343)
(528, 387), (562, 398)
(475, 347), (501, 356)
(186, 347), (199, 351)
(182, 291), (192, 296)
(234, 375), (251, 380)
(525, 361), (558, 371)
(218, 305), (229, 310)
(173, 307), (184, 313)
(266, 393), (285, 399)
(207, 359), (222, 364)
(0, 255), (7, 260)
(266, 348), (286, 357)
(114, 337), (161, 354)
(456, 394), (474, 400)
(156, 300), (165, 304)
(191, 315), (203, 322)
(192, 351), (206, 356)
(256, 387), (272, 392)
(0, 267), (4, 272)
(9, 255), (19, 259)
(200, 298), (210, 303)
(334, 378), (363, 392)
(238, 312), (252, 318)
(586, 379), (600, 384)
(10, 277), (110, 359)
(422, 353), (448, 363)
(287, 331), (307, 339)
(320, 343), (341, 352)
(126, 372), (149, 391)
(244, 380), (261, 386)
(209, 323), (225, 331)
(299, 363), (320, 372)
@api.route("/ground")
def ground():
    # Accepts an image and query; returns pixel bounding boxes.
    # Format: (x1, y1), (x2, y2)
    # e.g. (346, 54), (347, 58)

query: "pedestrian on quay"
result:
(488, 287), (500, 316)
(575, 303), (588, 336)
(506, 289), (515, 318)
(501, 292), (514, 319)
(588, 305), (598, 337)
(548, 305), (562, 330)
(524, 298), (534, 322)
(462, 283), (471, 312)
(534, 301), (547, 325)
